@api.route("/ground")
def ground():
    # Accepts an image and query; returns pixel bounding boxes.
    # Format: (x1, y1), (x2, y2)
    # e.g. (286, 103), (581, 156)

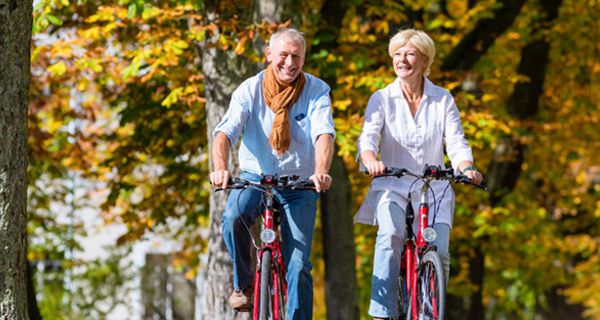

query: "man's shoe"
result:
(228, 287), (253, 312)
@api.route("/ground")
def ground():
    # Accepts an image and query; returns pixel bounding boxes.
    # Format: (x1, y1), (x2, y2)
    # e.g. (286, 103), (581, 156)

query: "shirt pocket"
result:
(292, 113), (309, 144)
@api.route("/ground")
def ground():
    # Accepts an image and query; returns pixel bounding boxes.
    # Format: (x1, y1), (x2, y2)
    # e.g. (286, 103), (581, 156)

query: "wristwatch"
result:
(462, 165), (478, 173)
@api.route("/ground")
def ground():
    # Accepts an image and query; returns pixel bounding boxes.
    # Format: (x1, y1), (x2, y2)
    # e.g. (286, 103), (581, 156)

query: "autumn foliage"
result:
(29, 0), (599, 318)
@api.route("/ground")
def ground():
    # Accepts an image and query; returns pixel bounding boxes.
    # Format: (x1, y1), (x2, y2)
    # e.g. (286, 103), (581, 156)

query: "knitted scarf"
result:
(262, 64), (306, 154)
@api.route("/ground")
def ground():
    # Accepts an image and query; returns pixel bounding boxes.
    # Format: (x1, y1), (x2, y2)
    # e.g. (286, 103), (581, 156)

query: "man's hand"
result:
(309, 172), (332, 193)
(211, 132), (232, 189)
(210, 170), (230, 189)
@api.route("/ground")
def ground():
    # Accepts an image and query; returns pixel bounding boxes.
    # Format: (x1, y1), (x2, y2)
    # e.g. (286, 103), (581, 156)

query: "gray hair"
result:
(269, 28), (306, 52)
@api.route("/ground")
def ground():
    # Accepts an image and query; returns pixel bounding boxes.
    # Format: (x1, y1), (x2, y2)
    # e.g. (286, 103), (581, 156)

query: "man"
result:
(209, 28), (335, 320)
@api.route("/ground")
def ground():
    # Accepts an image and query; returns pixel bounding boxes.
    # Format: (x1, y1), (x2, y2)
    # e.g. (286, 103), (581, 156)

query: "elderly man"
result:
(209, 28), (335, 319)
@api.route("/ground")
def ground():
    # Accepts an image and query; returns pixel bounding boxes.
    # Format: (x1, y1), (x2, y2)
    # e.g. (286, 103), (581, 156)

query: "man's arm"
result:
(210, 132), (231, 188)
(310, 133), (334, 192)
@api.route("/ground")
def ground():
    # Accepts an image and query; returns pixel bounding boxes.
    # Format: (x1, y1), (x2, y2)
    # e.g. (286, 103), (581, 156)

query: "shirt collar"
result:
(389, 76), (438, 99)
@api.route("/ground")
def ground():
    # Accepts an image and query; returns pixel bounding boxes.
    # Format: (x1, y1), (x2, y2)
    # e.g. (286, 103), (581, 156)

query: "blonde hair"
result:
(388, 29), (436, 76)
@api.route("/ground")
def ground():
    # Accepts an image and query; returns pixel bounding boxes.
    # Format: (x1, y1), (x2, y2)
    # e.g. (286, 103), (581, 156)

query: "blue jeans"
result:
(368, 201), (451, 318)
(221, 171), (319, 320)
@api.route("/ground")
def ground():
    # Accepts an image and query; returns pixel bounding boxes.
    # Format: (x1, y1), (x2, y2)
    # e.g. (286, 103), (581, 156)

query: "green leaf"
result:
(46, 15), (64, 26)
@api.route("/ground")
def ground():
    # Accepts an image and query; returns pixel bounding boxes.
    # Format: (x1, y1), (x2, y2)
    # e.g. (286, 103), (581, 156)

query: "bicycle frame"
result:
(216, 174), (313, 320)
(377, 165), (486, 320)
(404, 182), (437, 319)
(252, 181), (287, 320)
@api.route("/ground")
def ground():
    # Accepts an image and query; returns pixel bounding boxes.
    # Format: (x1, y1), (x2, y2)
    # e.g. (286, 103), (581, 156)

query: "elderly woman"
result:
(355, 29), (483, 319)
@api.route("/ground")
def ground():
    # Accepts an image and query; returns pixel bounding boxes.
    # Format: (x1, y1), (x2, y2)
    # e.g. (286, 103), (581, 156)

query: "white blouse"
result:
(355, 77), (473, 227)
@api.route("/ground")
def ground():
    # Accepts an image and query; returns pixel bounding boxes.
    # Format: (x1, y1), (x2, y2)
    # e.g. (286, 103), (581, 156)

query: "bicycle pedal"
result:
(233, 304), (253, 312)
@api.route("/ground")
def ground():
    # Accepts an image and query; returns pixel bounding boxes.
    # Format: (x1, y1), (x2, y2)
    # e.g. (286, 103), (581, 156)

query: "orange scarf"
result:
(262, 64), (306, 154)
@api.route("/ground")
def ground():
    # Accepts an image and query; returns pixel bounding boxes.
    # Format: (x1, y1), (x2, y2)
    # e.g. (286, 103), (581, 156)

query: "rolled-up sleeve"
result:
(211, 88), (249, 146)
(443, 97), (473, 170)
(308, 86), (336, 144)
(357, 92), (385, 156)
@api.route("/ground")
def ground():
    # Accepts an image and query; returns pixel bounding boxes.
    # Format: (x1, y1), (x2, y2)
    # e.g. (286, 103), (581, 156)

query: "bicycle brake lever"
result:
(455, 175), (488, 191)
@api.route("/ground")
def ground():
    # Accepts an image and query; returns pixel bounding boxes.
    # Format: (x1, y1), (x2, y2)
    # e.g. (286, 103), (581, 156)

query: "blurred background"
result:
(25, 0), (599, 319)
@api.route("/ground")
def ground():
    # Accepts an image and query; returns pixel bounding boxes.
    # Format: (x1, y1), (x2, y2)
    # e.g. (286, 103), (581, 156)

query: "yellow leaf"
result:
(77, 79), (88, 91)
(161, 87), (183, 107)
(334, 99), (352, 111)
(47, 61), (67, 76)
(234, 37), (247, 55)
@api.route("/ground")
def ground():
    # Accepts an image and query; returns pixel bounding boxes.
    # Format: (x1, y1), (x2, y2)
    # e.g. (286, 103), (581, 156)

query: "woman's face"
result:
(392, 42), (427, 81)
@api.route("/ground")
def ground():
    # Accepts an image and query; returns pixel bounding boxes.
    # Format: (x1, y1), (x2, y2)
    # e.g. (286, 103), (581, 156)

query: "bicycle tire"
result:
(259, 250), (272, 320)
(408, 250), (445, 320)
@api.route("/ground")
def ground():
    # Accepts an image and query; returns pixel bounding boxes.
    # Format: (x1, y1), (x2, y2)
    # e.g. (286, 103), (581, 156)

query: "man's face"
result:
(265, 35), (305, 84)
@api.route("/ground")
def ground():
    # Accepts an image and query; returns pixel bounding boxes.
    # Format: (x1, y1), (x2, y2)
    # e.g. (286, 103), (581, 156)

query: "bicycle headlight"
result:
(260, 229), (276, 244)
(423, 227), (437, 242)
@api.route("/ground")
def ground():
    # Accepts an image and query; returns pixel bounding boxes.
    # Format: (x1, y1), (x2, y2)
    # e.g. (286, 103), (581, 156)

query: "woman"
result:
(355, 29), (483, 319)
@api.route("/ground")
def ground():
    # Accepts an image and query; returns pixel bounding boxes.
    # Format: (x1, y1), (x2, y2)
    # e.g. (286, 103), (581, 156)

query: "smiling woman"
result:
(355, 28), (483, 320)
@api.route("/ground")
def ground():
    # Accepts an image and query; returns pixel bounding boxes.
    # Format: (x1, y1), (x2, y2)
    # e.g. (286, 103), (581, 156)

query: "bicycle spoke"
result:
(416, 260), (441, 320)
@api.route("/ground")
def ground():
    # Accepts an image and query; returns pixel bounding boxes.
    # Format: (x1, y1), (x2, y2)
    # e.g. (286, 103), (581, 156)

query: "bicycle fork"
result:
(253, 191), (285, 320)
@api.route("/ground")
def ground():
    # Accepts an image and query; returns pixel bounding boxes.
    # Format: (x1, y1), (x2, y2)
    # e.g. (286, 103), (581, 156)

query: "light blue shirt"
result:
(213, 70), (335, 179)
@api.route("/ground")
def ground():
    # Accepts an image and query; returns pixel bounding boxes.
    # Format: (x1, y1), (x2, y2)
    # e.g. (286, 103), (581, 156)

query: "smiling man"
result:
(209, 28), (335, 319)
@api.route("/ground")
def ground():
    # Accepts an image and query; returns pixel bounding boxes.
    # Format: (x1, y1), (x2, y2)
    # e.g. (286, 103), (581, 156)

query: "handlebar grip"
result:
(454, 175), (488, 191)
(384, 167), (408, 176)
(287, 180), (316, 190)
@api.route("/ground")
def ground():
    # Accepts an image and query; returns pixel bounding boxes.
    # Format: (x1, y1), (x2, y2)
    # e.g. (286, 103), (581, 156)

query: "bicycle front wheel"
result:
(259, 250), (272, 320)
(410, 250), (445, 320)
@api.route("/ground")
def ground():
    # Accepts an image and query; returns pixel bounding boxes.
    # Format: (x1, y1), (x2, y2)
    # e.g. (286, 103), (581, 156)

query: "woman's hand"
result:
(364, 160), (386, 176)
(458, 162), (483, 184)
(463, 169), (483, 184)
(360, 150), (385, 176)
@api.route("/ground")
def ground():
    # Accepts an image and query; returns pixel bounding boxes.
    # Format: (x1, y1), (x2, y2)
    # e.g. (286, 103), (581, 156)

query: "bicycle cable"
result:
(407, 175), (438, 226)
(432, 181), (452, 226)
(235, 186), (261, 251)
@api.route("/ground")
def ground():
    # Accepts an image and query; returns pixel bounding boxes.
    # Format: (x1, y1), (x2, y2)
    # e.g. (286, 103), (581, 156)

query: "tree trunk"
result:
(195, 0), (296, 319)
(320, 152), (359, 320)
(439, 0), (562, 317)
(27, 263), (42, 320)
(441, 0), (527, 71)
(196, 31), (254, 320)
(312, 1), (359, 318)
(195, 4), (255, 319)
(486, 0), (566, 318)
(0, 0), (33, 318)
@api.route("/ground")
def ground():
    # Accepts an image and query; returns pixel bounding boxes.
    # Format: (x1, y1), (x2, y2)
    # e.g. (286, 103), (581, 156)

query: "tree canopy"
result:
(29, 0), (599, 318)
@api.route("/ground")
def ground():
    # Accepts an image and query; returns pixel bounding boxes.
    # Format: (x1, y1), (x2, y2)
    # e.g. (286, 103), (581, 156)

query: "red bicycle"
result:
(375, 165), (486, 320)
(217, 174), (315, 320)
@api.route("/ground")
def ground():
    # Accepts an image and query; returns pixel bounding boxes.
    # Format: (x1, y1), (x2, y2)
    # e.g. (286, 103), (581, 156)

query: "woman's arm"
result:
(360, 150), (385, 176)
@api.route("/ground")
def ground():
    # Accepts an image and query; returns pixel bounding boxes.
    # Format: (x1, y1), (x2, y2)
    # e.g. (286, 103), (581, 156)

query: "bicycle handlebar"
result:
(374, 165), (487, 191)
(213, 174), (315, 192)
